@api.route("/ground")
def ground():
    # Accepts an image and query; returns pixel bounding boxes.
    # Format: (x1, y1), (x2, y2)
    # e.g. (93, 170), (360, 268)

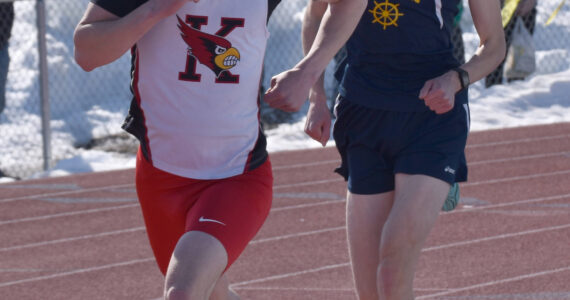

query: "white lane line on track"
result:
(268, 133), (570, 169)
(271, 199), (344, 212)
(1, 131), (567, 204)
(449, 193), (570, 214)
(250, 226), (345, 244)
(273, 168), (570, 191)
(8, 193), (570, 253)
(1, 220), (568, 288)
(0, 198), (343, 226)
(0, 204), (343, 252)
(1, 164), (567, 207)
(0, 269), (47, 273)
(232, 286), (447, 292)
(233, 287), (354, 292)
(0, 184), (80, 190)
(416, 266), (570, 299)
(1, 146), (568, 224)
(466, 134), (570, 149)
(0, 227), (145, 252)
(462, 169), (570, 187)
(1, 188), (568, 230)
(1, 133), (569, 204)
(0, 183), (134, 204)
(0, 258), (155, 288)
(270, 149), (570, 171)
(271, 149), (570, 170)
(468, 151), (570, 165)
(0, 178), (343, 204)
(230, 263), (350, 288)
(0, 226), (343, 253)
(0, 203), (139, 226)
(423, 223), (570, 252)
(230, 223), (570, 287)
(5, 192), (568, 254)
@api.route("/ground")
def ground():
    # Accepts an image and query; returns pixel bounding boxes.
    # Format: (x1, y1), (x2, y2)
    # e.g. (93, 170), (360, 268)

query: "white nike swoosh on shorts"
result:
(198, 216), (226, 226)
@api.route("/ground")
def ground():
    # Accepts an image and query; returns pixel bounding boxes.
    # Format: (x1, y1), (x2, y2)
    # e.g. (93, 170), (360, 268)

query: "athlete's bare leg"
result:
(346, 190), (394, 300)
(164, 231), (236, 300)
(377, 174), (449, 299)
(346, 174), (449, 300)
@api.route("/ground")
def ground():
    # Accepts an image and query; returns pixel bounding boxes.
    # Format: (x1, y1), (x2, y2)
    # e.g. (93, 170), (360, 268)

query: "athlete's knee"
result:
(165, 286), (187, 300)
(381, 207), (433, 254)
(376, 246), (415, 299)
(164, 284), (207, 300)
(379, 230), (422, 261)
(164, 270), (209, 300)
(165, 286), (191, 300)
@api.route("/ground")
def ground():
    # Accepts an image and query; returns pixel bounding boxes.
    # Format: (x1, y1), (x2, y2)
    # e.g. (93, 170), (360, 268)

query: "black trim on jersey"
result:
(246, 128), (269, 172)
(0, 3), (14, 49)
(122, 98), (151, 161)
(90, 0), (146, 17)
(268, 0), (282, 22)
(122, 47), (151, 162)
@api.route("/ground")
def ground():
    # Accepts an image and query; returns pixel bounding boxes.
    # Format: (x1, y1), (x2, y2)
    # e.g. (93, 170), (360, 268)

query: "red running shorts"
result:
(135, 150), (273, 274)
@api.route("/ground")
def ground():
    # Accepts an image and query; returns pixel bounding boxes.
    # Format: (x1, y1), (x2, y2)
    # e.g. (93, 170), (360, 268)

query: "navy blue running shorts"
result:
(333, 96), (469, 195)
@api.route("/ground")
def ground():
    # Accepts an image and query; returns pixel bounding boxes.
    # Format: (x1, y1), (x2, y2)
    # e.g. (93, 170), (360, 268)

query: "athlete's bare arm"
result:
(302, 0), (331, 146)
(419, 0), (506, 114)
(462, 0), (507, 83)
(263, 0), (367, 112)
(74, 0), (198, 71)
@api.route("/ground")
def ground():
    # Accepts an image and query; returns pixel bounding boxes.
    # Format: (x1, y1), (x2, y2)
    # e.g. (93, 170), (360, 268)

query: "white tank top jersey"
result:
(91, 0), (281, 179)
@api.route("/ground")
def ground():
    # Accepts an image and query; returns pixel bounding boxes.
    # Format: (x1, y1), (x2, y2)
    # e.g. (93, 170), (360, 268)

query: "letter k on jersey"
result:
(177, 15), (245, 84)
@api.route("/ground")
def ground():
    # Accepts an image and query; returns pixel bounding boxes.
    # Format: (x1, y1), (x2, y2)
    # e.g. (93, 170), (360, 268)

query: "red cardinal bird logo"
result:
(177, 16), (240, 78)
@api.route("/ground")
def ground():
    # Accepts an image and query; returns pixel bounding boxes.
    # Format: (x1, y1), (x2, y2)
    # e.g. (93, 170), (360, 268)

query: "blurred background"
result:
(0, 0), (568, 179)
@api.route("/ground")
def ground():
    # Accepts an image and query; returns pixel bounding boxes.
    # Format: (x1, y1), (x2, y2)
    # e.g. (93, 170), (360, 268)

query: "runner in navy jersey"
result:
(266, 0), (506, 299)
(73, 0), (366, 299)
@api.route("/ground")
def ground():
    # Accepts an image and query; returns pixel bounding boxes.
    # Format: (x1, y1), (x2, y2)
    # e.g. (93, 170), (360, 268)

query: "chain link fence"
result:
(0, 0), (569, 179)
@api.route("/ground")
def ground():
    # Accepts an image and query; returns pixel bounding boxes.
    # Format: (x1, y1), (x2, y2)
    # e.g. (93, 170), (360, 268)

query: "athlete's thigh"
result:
(381, 174), (449, 253)
(185, 159), (273, 271)
(165, 231), (228, 298)
(135, 150), (203, 275)
(346, 190), (394, 292)
(346, 191), (394, 250)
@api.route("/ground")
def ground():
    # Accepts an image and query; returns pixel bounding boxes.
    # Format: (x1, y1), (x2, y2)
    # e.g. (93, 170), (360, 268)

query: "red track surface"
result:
(1, 122), (569, 300)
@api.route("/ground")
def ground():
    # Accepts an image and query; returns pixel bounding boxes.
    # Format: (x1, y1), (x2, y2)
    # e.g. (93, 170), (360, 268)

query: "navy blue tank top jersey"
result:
(337, 0), (467, 112)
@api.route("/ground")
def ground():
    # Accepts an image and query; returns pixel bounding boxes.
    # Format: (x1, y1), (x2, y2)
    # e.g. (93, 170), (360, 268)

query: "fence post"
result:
(36, 0), (51, 171)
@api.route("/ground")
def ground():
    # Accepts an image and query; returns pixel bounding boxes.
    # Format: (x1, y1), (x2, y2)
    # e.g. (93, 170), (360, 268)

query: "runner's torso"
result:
(91, 0), (281, 179)
(338, 0), (466, 111)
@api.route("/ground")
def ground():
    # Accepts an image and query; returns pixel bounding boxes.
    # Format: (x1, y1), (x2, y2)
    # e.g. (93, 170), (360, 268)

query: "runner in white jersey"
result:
(73, 0), (366, 299)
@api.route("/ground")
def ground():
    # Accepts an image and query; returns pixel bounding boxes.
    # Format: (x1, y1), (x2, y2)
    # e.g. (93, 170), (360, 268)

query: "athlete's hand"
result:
(149, 0), (199, 19)
(264, 68), (312, 112)
(419, 70), (461, 114)
(304, 88), (331, 146)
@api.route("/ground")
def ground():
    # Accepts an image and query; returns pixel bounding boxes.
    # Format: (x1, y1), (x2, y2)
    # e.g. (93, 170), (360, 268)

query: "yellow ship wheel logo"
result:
(369, 0), (404, 30)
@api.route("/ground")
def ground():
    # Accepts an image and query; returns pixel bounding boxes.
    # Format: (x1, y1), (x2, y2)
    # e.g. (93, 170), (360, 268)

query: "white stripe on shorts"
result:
(435, 0), (443, 28)
(463, 103), (470, 132)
